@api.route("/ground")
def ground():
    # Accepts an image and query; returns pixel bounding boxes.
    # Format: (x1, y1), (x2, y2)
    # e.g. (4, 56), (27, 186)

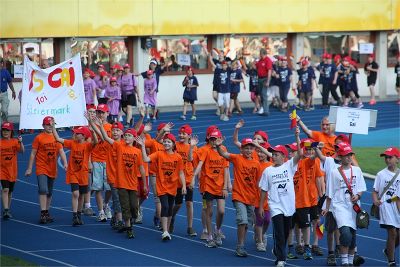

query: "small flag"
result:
(316, 216), (325, 239)
(290, 108), (297, 129)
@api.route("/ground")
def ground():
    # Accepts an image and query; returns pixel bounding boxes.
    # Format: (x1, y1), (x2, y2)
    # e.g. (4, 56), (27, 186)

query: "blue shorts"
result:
(91, 162), (110, 191)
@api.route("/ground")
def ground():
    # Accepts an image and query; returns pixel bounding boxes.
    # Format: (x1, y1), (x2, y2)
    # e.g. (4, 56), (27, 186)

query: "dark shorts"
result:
(70, 183), (89, 194)
(213, 84), (219, 92)
(118, 188), (138, 220)
(294, 207), (312, 228)
(175, 187), (194, 205)
(367, 77), (377, 86)
(1, 180), (15, 192)
(202, 191), (224, 201)
(121, 93), (137, 108)
(183, 98), (195, 105)
(230, 92), (239, 100)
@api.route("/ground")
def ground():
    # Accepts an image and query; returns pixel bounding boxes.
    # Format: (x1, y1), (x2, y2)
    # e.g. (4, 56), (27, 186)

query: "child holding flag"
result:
(1, 122), (24, 219)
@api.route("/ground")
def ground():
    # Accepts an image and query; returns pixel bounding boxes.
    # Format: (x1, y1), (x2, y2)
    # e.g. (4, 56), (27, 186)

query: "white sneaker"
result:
(135, 208), (143, 224)
(200, 232), (208, 240)
(222, 115), (229, 121)
(161, 231), (171, 241)
(276, 261), (285, 267)
(256, 242), (266, 252)
(180, 115), (186, 120)
(97, 211), (107, 222)
(104, 205), (112, 219)
(216, 109), (221, 116)
(258, 107), (264, 114)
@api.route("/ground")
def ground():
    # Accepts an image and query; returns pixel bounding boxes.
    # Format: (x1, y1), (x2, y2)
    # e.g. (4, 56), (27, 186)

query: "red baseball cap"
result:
(163, 133), (176, 143)
(335, 134), (350, 145)
(123, 63), (130, 69)
(254, 130), (268, 141)
(343, 56), (351, 62)
(380, 147), (400, 158)
(336, 143), (354, 156)
(157, 123), (167, 132)
(43, 116), (54, 125)
(301, 60), (309, 66)
(110, 77), (117, 83)
(241, 138), (254, 147)
(86, 104), (96, 110)
(325, 54), (332, 59)
(206, 125), (219, 138)
(111, 122), (124, 131)
(285, 142), (298, 151)
(221, 61), (227, 65)
(179, 124), (192, 135)
(73, 126), (91, 139)
(84, 68), (91, 74)
(186, 67), (194, 74)
(147, 70), (153, 76)
(124, 128), (137, 137)
(99, 71), (108, 77)
(208, 130), (222, 139)
(96, 104), (109, 112)
(111, 64), (121, 70)
(268, 145), (288, 157)
(137, 124), (145, 136)
(1, 121), (13, 130)
(368, 53), (375, 59)
(334, 54), (342, 62)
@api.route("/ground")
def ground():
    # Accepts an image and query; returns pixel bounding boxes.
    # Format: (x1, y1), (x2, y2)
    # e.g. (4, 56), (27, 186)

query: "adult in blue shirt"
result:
(0, 59), (16, 123)
(319, 54), (341, 108)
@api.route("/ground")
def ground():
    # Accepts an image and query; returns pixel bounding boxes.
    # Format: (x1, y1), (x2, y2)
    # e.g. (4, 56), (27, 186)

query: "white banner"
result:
(20, 54), (87, 129)
(335, 107), (370, 135)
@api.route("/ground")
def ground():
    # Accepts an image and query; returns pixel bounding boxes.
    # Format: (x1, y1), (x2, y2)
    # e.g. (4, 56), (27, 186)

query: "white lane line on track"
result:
(27, 247), (114, 253)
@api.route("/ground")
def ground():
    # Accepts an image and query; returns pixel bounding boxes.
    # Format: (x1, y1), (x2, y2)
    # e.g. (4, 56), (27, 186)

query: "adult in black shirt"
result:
(364, 54), (379, 105)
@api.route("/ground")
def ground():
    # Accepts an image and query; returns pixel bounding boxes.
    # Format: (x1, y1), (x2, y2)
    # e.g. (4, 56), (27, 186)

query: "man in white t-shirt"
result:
(322, 143), (366, 267)
(258, 127), (302, 267)
(372, 147), (400, 267)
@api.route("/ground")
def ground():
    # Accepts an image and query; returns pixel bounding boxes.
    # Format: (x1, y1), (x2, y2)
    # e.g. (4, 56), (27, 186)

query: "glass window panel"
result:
(326, 35), (345, 57)
(348, 34), (371, 65)
(304, 35), (324, 63)
(71, 40), (112, 72)
(388, 32), (400, 65)
(0, 42), (22, 77)
(110, 40), (128, 67)
(40, 39), (54, 68)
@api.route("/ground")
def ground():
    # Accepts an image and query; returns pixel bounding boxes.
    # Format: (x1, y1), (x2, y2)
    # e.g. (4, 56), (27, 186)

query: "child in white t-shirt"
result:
(372, 147), (400, 267)
(322, 143), (366, 266)
(258, 127), (302, 267)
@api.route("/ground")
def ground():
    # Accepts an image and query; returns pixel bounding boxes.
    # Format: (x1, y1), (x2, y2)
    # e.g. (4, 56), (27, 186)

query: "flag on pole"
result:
(316, 216), (325, 239)
(290, 108), (297, 129)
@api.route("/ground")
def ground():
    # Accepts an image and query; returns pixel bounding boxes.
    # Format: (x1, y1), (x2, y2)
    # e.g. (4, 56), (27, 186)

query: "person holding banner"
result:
(25, 116), (68, 224)
(1, 122), (24, 220)
(0, 58), (16, 123)
(51, 122), (98, 226)
(372, 147), (400, 267)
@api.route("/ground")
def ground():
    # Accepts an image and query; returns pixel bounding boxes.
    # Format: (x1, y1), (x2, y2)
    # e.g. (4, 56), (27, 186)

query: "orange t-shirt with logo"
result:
(91, 123), (112, 162)
(0, 139), (22, 182)
(293, 157), (324, 208)
(145, 137), (164, 175)
(149, 151), (184, 196)
(310, 131), (336, 157)
(114, 142), (144, 191)
(104, 140), (123, 185)
(63, 140), (93, 185)
(229, 154), (261, 206)
(255, 161), (273, 210)
(199, 147), (229, 196)
(176, 142), (194, 186)
(32, 132), (63, 178)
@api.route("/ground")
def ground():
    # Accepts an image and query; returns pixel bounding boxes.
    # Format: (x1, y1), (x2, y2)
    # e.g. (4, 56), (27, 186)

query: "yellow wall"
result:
(1, 0), (399, 38)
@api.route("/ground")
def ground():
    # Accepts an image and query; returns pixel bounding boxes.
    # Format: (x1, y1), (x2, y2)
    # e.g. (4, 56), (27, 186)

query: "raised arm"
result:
(136, 136), (151, 163)
(312, 144), (326, 164)
(292, 126), (303, 165)
(233, 119), (244, 148)
(188, 135), (198, 162)
(291, 114), (312, 137)
(252, 141), (272, 158)
(215, 139), (230, 160)
(51, 121), (64, 144)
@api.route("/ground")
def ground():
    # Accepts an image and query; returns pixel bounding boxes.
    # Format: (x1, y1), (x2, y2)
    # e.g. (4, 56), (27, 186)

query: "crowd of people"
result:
(1, 105), (399, 267)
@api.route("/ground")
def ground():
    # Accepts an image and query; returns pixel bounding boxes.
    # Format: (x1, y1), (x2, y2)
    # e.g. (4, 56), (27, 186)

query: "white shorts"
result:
(218, 93), (230, 108)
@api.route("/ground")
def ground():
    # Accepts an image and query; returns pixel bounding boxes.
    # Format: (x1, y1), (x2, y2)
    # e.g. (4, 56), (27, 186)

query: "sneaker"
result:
(388, 262), (396, 267)
(39, 212), (47, 224)
(357, 102), (364, 108)
(235, 245), (248, 257)
(110, 216), (116, 228)
(180, 115), (186, 120)
(219, 230), (226, 239)
(200, 231), (208, 240)
(190, 116), (197, 120)
(45, 211), (54, 223)
(83, 207), (95, 216)
(222, 115), (229, 121)
(216, 109), (220, 116)
(312, 245), (324, 256)
(2, 210), (11, 220)
(256, 242), (266, 252)
(295, 245), (305, 255)
(134, 208), (143, 224)
(353, 254), (365, 266)
(161, 231), (171, 241)
(77, 212), (84, 225)
(287, 246), (298, 259)
(187, 227), (197, 237)
(369, 99), (376, 105)
(114, 221), (125, 231)
(276, 261), (285, 267)
(327, 254), (337, 266)
(303, 246), (313, 260)
(104, 206), (112, 219)
(205, 239), (217, 248)
(213, 232), (222, 246)
(257, 107), (264, 114)
(97, 212), (107, 222)
(309, 105), (315, 110)
(126, 228), (135, 239)
(72, 215), (80, 226)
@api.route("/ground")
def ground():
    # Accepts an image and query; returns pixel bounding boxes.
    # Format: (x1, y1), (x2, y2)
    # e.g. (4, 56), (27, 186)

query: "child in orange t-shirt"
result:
(170, 124), (198, 236)
(192, 129), (229, 248)
(101, 126), (146, 239)
(1, 122), (24, 219)
(25, 116), (68, 224)
(216, 137), (261, 257)
(52, 121), (98, 226)
(138, 133), (186, 241)
(253, 142), (273, 251)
